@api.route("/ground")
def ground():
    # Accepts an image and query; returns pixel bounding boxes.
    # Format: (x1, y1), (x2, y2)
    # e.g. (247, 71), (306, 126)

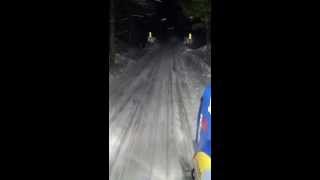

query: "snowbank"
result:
(182, 44), (211, 79)
(109, 42), (160, 81)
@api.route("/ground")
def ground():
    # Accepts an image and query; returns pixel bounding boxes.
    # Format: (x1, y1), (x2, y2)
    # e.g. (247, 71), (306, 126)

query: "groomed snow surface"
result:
(109, 38), (211, 180)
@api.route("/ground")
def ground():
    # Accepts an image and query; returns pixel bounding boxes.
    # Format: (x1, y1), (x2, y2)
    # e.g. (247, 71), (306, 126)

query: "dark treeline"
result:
(108, 0), (211, 65)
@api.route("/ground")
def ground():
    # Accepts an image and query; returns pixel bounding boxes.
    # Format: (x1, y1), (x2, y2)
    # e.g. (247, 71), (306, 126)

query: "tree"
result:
(180, 0), (211, 64)
(180, 0), (211, 23)
(180, 0), (211, 43)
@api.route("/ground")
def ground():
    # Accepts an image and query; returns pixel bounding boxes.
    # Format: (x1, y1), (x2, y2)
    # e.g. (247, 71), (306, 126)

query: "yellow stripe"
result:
(193, 152), (211, 174)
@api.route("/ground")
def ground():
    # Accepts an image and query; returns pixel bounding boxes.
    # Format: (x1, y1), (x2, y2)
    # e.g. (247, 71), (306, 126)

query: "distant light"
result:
(154, 0), (162, 2)
(149, 32), (152, 38)
(188, 33), (192, 40)
(161, 18), (167, 21)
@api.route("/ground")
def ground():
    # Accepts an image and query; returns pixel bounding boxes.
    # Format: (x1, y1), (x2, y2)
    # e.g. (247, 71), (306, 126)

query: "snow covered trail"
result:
(109, 39), (210, 180)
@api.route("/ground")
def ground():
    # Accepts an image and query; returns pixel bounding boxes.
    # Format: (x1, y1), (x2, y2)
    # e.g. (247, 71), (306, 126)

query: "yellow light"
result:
(188, 33), (192, 40)
(149, 32), (152, 38)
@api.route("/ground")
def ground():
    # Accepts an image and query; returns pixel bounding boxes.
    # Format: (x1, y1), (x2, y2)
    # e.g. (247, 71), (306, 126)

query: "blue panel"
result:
(196, 84), (212, 157)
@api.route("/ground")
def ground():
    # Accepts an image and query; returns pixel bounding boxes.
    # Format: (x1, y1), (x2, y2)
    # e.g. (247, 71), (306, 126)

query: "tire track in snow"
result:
(109, 51), (163, 180)
(109, 41), (210, 180)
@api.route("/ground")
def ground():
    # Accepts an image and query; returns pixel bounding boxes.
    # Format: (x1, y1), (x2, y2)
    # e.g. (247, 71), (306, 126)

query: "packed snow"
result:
(109, 38), (211, 180)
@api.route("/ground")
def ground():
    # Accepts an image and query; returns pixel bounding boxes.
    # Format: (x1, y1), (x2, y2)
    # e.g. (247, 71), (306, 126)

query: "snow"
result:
(109, 39), (211, 180)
